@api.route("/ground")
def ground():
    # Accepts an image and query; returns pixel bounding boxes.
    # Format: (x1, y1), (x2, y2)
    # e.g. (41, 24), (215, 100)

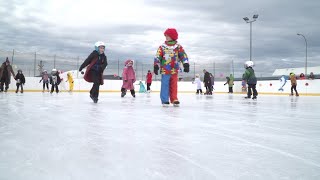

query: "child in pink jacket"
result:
(121, 59), (136, 97)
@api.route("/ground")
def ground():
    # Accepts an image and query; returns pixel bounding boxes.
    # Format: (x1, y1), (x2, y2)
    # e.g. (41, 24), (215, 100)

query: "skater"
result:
(49, 69), (61, 94)
(154, 28), (189, 106)
(243, 61), (258, 99)
(137, 81), (146, 93)
(121, 59), (136, 97)
(79, 41), (108, 103)
(289, 72), (299, 96)
(203, 69), (212, 95)
(0, 57), (15, 92)
(193, 74), (202, 94)
(65, 72), (74, 92)
(224, 74), (234, 93)
(39, 70), (50, 92)
(146, 70), (152, 92)
(15, 69), (25, 93)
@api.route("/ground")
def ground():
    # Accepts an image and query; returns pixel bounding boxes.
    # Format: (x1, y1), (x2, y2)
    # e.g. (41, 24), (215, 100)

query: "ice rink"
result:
(0, 92), (319, 180)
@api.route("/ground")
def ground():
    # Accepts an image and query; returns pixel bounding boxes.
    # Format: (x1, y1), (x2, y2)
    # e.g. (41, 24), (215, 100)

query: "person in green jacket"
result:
(224, 74), (234, 93)
(242, 61), (258, 99)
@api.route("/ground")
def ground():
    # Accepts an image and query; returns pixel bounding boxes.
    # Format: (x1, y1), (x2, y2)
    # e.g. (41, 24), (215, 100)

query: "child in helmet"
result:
(121, 59), (136, 97)
(289, 72), (299, 96)
(39, 70), (49, 92)
(154, 28), (189, 106)
(65, 72), (74, 92)
(79, 41), (108, 103)
(193, 74), (202, 94)
(49, 69), (61, 94)
(15, 69), (25, 93)
(242, 61), (258, 99)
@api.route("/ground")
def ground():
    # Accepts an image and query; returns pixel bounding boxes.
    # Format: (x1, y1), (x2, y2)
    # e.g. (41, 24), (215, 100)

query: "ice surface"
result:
(0, 92), (320, 180)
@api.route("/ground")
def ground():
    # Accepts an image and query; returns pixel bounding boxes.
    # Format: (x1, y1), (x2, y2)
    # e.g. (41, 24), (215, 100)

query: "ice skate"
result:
(252, 96), (257, 100)
(173, 100), (180, 107)
(162, 102), (170, 107)
(130, 90), (136, 98)
(121, 91), (126, 97)
(15, 90), (18, 93)
(93, 98), (98, 103)
(244, 96), (251, 99)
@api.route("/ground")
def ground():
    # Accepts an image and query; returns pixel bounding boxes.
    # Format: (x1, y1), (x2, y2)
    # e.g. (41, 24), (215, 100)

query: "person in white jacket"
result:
(193, 74), (202, 94)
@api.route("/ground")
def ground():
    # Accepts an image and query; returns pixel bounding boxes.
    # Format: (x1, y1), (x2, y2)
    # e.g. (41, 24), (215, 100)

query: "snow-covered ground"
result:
(0, 92), (319, 180)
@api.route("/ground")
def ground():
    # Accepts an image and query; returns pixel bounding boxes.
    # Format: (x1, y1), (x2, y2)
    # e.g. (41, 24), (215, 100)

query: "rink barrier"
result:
(5, 76), (320, 96)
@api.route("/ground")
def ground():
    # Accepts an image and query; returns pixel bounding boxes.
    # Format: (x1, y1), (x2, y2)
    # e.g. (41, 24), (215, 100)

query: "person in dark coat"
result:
(49, 69), (61, 94)
(15, 69), (25, 93)
(203, 69), (212, 95)
(79, 41), (108, 103)
(0, 57), (15, 92)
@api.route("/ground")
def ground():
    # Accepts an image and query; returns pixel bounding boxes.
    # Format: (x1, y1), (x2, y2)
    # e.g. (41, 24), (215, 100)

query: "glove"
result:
(81, 71), (84, 75)
(224, 83), (226, 86)
(39, 80), (42, 83)
(124, 80), (128, 82)
(183, 63), (189, 73)
(154, 65), (159, 75)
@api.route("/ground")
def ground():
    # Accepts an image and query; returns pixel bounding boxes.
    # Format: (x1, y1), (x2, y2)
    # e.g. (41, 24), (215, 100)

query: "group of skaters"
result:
(192, 61), (258, 99)
(78, 28), (188, 105)
(0, 57), (74, 94)
(0, 57), (25, 93)
(1, 28), (308, 105)
(39, 69), (74, 94)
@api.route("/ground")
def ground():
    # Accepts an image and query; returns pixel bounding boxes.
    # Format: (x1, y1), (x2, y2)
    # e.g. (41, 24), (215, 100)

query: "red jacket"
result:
(146, 72), (152, 83)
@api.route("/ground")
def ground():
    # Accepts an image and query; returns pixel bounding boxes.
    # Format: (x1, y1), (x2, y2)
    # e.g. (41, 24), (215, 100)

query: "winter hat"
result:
(124, 59), (134, 66)
(5, 57), (10, 63)
(164, 28), (178, 41)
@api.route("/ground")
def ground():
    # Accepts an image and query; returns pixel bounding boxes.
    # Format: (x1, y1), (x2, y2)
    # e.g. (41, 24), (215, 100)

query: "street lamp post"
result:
(297, 33), (308, 76)
(243, 14), (259, 61)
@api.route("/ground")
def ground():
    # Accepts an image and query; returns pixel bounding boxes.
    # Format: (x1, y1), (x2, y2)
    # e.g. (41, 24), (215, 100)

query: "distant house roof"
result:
(272, 66), (320, 76)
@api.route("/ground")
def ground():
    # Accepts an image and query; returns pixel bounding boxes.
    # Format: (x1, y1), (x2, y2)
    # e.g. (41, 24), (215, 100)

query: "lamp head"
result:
(243, 17), (249, 22)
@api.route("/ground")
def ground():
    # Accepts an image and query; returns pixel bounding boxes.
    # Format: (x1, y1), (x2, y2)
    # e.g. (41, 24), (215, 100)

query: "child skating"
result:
(79, 41), (108, 103)
(242, 61), (258, 99)
(193, 74), (202, 94)
(146, 70), (152, 92)
(66, 72), (74, 92)
(137, 81), (147, 93)
(154, 28), (189, 106)
(15, 69), (25, 93)
(50, 69), (61, 94)
(39, 70), (50, 92)
(121, 59), (136, 98)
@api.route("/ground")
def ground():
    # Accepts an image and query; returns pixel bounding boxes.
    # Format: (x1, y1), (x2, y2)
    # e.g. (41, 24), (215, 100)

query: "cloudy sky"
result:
(0, 0), (319, 76)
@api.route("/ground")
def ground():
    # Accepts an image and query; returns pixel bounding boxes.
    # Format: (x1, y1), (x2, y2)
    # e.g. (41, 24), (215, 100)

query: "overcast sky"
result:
(0, 0), (319, 76)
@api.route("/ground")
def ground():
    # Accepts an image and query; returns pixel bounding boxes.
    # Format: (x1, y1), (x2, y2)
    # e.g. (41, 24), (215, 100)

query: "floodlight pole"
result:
(243, 15), (258, 61)
(297, 33), (308, 76)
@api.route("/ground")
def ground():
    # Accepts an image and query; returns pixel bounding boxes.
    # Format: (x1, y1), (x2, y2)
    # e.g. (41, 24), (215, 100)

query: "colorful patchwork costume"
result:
(154, 28), (189, 105)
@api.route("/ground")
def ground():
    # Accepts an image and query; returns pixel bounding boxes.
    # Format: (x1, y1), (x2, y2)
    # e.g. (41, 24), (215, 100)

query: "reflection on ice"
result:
(0, 93), (319, 180)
